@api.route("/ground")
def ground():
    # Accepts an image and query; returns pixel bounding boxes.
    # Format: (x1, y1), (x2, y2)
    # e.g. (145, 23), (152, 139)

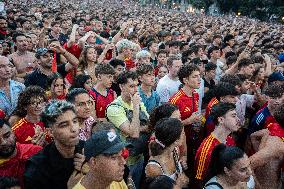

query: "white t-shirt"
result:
(156, 74), (181, 104)
(215, 59), (224, 81)
(236, 94), (255, 126)
(195, 78), (205, 113)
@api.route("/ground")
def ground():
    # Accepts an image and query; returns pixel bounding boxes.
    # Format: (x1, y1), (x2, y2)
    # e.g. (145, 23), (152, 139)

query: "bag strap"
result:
(147, 160), (165, 174)
(204, 182), (224, 189)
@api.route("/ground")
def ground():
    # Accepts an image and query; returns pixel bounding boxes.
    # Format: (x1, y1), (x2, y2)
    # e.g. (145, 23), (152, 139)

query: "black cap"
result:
(35, 48), (53, 59)
(84, 130), (130, 160)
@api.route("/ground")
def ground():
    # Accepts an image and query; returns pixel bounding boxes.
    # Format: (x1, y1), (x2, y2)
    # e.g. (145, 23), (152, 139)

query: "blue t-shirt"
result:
(249, 106), (271, 135)
(0, 80), (25, 116)
(138, 86), (160, 114)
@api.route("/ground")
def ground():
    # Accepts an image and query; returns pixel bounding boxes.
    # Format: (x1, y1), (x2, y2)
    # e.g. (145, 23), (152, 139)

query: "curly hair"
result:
(136, 64), (154, 77)
(178, 63), (199, 85)
(95, 63), (115, 77)
(13, 86), (47, 117)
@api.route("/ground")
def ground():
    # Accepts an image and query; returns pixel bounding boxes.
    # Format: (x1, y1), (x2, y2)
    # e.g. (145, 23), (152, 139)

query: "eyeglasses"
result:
(76, 100), (94, 107)
(29, 101), (46, 108)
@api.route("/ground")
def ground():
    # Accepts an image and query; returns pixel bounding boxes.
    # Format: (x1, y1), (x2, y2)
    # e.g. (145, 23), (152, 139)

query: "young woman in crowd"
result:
(77, 46), (97, 81)
(204, 144), (255, 189)
(145, 118), (189, 188)
(47, 73), (66, 100)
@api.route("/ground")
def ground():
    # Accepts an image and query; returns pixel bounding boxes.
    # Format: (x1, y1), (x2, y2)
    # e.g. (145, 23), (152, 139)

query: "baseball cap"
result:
(172, 31), (180, 36)
(84, 130), (130, 160)
(268, 72), (284, 83)
(35, 48), (53, 59)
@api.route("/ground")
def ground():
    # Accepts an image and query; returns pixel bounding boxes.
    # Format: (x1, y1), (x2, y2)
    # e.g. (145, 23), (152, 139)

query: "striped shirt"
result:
(195, 134), (220, 180)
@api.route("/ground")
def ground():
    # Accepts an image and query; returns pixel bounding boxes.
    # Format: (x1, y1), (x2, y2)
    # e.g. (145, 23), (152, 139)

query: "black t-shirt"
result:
(24, 64), (68, 90)
(24, 141), (84, 189)
(203, 77), (216, 90)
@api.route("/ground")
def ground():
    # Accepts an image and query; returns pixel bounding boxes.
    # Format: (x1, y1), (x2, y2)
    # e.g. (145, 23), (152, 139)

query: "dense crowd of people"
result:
(0, 0), (283, 188)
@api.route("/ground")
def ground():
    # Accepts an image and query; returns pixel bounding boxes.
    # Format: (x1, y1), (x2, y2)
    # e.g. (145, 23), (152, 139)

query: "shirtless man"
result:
(8, 33), (36, 82)
(250, 104), (284, 189)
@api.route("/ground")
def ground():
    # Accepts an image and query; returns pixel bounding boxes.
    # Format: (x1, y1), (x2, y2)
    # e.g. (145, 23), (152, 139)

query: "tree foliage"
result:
(190, 0), (284, 22)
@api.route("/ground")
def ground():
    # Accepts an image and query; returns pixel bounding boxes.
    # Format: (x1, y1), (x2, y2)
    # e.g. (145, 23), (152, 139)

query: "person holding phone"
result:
(24, 100), (86, 189)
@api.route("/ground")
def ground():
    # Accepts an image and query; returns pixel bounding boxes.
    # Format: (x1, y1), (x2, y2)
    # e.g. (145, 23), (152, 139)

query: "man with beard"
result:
(8, 33), (36, 82)
(24, 44), (78, 90)
(24, 100), (85, 189)
(0, 119), (42, 187)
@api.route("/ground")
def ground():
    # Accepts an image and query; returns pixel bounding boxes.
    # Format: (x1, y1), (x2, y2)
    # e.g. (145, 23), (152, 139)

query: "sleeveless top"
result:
(146, 147), (183, 181)
(146, 159), (183, 181)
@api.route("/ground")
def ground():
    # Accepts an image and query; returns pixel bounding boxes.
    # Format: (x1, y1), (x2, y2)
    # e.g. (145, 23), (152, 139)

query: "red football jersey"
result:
(195, 134), (221, 180)
(89, 88), (115, 118)
(169, 89), (199, 121)
(205, 97), (219, 119)
(0, 143), (42, 187)
(12, 118), (49, 144)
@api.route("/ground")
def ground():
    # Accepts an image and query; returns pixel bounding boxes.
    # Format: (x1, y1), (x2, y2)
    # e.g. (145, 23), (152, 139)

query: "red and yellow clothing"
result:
(12, 118), (51, 144)
(195, 134), (221, 180)
(195, 134), (235, 181)
(0, 143), (42, 187)
(170, 89), (201, 160)
(205, 97), (219, 119)
(124, 58), (135, 70)
(89, 88), (115, 118)
(169, 89), (199, 121)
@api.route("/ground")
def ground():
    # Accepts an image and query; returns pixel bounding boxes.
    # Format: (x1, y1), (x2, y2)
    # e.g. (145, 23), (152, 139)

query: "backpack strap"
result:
(204, 182), (224, 189)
